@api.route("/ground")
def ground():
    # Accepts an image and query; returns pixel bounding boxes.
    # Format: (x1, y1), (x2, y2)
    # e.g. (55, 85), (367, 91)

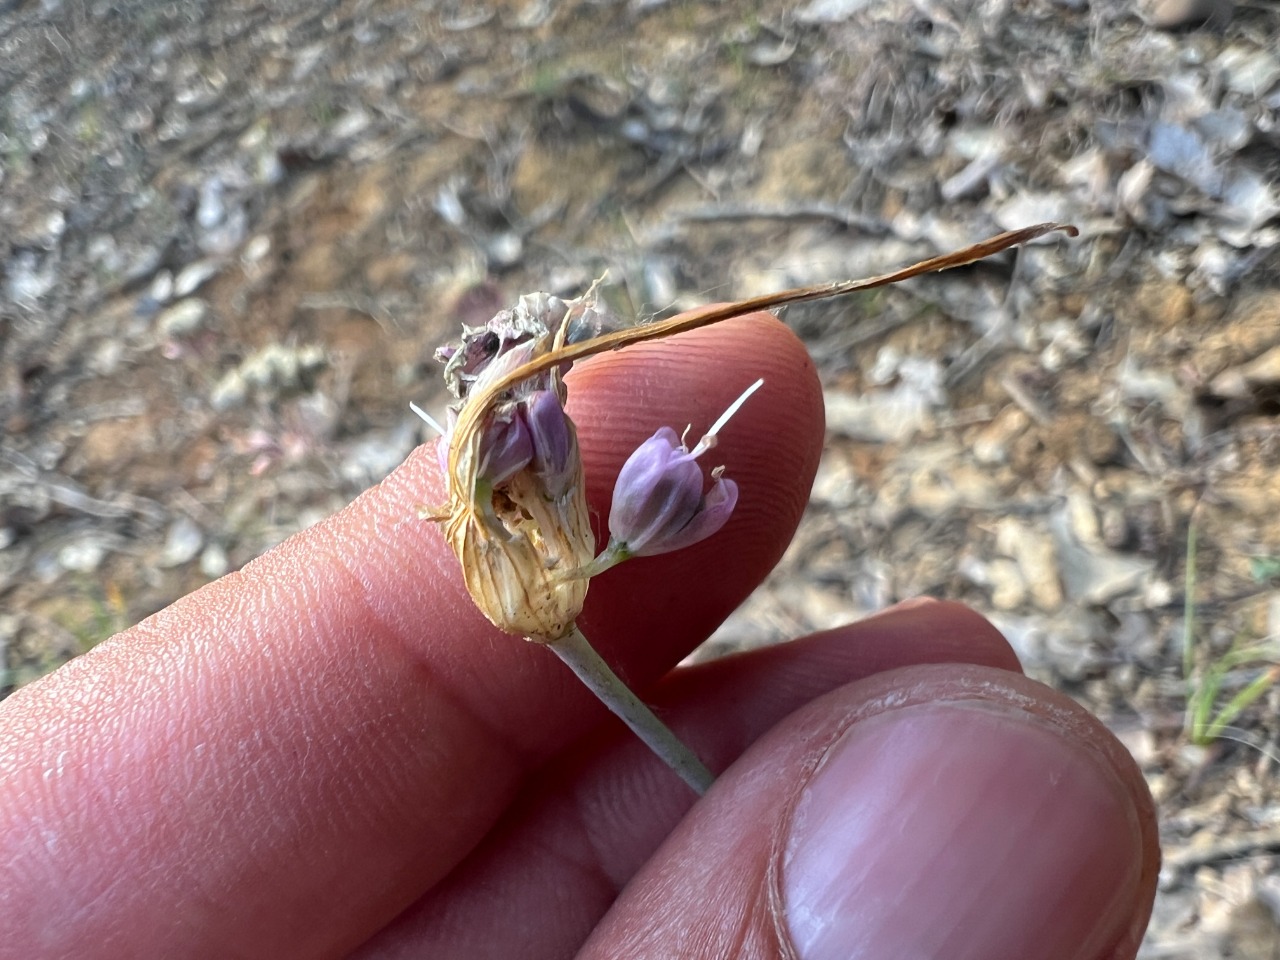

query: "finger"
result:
(580, 665), (1159, 960)
(352, 601), (1023, 959)
(0, 312), (821, 960)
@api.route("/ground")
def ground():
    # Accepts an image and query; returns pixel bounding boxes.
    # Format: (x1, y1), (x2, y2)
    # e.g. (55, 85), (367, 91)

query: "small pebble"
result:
(200, 543), (230, 579)
(58, 540), (107, 574)
(160, 516), (204, 568)
(173, 260), (220, 297)
(157, 299), (208, 339)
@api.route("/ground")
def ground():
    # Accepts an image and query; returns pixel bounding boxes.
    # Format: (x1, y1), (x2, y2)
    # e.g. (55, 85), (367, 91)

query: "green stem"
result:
(548, 624), (714, 795)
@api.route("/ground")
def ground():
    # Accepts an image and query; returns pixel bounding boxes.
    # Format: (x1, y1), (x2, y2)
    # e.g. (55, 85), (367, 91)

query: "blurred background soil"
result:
(3, 0), (1280, 953)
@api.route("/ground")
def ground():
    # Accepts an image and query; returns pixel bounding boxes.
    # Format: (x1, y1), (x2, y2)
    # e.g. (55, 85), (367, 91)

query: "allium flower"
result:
(422, 351), (574, 498)
(419, 274), (763, 635)
(420, 286), (718, 791)
(582, 378), (762, 576)
(608, 427), (739, 558)
(523, 389), (575, 496)
(475, 408), (533, 487)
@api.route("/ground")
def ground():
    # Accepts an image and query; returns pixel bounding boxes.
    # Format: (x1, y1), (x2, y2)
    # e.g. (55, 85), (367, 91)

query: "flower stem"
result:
(548, 624), (714, 795)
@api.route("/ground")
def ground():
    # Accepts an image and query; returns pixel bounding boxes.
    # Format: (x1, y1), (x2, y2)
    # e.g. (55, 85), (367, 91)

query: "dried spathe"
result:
(425, 290), (599, 644)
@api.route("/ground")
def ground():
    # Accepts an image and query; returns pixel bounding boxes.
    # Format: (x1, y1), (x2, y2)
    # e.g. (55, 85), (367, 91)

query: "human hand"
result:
(0, 314), (1158, 960)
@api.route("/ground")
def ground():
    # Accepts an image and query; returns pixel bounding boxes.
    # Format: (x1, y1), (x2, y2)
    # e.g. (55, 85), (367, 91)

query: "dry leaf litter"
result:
(3, 0), (1280, 953)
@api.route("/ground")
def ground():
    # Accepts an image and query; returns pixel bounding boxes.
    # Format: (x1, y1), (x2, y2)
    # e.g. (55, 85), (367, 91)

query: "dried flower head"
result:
(424, 289), (614, 643)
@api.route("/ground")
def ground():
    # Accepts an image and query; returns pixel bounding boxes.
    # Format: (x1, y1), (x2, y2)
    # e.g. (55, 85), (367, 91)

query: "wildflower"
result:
(581, 378), (762, 577)
(474, 407), (533, 488)
(609, 428), (739, 557)
(522, 389), (575, 496)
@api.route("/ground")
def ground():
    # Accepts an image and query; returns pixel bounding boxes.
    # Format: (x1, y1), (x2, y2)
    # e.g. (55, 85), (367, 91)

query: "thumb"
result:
(580, 665), (1159, 960)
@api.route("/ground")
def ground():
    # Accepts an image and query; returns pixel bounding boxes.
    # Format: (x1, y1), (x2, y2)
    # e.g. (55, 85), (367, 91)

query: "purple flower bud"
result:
(477, 408), (533, 486)
(607, 427), (739, 558)
(523, 390), (574, 495)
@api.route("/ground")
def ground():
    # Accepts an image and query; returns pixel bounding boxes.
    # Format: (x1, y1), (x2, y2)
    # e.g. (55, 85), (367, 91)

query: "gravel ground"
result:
(3, 0), (1280, 954)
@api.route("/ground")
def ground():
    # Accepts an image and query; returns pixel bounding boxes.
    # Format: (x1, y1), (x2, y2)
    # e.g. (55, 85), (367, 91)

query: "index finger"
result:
(0, 312), (824, 960)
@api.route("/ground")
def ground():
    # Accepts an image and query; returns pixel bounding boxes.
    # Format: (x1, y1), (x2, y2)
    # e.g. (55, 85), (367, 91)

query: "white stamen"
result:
(690, 378), (764, 458)
(410, 401), (447, 436)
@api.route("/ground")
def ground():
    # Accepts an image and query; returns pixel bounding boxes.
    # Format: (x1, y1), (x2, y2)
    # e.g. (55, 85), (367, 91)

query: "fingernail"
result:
(781, 702), (1143, 960)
